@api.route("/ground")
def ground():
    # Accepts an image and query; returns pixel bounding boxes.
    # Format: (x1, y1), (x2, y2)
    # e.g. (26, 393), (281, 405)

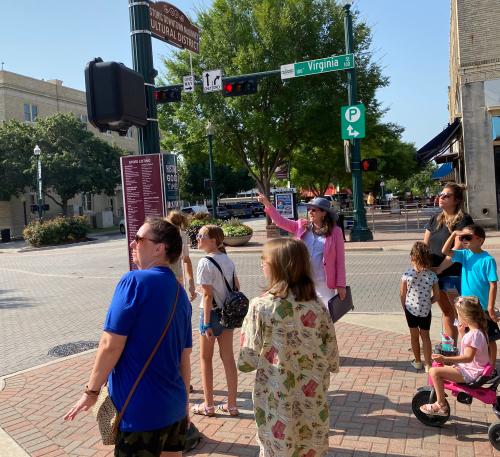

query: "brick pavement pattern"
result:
(1, 322), (500, 456)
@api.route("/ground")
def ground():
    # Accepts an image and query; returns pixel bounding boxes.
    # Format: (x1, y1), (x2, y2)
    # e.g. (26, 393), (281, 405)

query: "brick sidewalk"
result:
(1, 322), (500, 456)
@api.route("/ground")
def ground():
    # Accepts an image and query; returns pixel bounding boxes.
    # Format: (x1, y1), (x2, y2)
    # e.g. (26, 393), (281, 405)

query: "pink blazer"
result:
(265, 205), (346, 289)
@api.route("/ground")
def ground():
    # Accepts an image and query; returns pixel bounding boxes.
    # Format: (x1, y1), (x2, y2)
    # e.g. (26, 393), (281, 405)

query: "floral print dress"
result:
(238, 293), (339, 457)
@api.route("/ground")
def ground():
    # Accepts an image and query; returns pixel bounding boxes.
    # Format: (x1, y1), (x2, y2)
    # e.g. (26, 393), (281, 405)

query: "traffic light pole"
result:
(129, 0), (160, 155)
(344, 3), (373, 241)
(207, 132), (217, 219)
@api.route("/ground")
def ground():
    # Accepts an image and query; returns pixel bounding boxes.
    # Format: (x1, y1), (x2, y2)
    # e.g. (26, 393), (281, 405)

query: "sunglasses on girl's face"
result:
(458, 234), (474, 241)
(196, 233), (210, 240)
(439, 192), (453, 199)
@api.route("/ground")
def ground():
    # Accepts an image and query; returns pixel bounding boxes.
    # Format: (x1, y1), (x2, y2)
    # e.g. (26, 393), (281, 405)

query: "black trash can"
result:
(1, 228), (11, 243)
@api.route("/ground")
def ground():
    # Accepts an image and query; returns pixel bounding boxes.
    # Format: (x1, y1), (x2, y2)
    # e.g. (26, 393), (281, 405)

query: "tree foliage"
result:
(158, 0), (394, 196)
(0, 113), (125, 213)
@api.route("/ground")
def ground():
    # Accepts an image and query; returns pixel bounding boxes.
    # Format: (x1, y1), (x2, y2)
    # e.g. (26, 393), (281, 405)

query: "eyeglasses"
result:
(134, 234), (158, 244)
(458, 234), (474, 241)
(439, 192), (454, 199)
(196, 233), (210, 240)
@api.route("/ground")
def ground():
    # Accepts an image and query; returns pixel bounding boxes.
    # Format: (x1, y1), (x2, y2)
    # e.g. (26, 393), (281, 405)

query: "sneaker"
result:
(411, 360), (423, 370)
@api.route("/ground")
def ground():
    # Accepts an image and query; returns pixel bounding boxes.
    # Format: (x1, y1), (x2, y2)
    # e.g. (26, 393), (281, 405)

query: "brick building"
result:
(0, 70), (138, 237)
(418, 0), (500, 227)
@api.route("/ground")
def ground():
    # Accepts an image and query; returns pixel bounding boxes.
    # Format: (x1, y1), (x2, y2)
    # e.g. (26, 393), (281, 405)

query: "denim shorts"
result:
(438, 276), (461, 294)
(199, 308), (226, 337)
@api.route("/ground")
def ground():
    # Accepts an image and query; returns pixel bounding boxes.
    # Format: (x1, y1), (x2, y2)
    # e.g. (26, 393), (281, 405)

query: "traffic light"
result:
(154, 87), (181, 104)
(361, 158), (378, 171)
(85, 58), (147, 135)
(223, 77), (258, 97)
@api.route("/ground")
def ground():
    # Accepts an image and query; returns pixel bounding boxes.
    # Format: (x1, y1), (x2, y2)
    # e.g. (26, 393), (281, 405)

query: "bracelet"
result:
(201, 323), (213, 332)
(84, 385), (100, 397)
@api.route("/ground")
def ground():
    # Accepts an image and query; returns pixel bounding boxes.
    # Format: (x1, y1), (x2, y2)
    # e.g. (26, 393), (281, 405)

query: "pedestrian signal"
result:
(361, 158), (377, 171)
(154, 87), (181, 104)
(85, 58), (147, 135)
(223, 77), (258, 97)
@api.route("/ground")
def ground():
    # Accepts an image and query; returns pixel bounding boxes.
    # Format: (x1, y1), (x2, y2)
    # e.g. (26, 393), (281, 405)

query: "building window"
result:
(24, 103), (38, 122)
(82, 193), (93, 211)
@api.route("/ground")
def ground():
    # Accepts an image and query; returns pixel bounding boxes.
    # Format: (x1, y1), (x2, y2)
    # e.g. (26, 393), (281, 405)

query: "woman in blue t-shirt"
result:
(64, 217), (193, 457)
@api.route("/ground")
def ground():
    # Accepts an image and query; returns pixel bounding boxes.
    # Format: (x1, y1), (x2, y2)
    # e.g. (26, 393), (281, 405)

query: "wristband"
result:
(84, 385), (100, 397)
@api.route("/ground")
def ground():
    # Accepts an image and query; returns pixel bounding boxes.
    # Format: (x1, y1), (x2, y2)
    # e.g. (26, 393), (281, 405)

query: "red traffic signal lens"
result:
(362, 160), (369, 171)
(224, 83), (233, 93)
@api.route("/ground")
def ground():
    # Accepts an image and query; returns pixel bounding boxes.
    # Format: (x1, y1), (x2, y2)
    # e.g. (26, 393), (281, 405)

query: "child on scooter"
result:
(400, 242), (440, 372)
(420, 296), (490, 416)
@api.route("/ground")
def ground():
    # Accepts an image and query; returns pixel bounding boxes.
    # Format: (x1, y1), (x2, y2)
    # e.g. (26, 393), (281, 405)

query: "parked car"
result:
(119, 219), (126, 234)
(181, 205), (209, 215)
(207, 205), (230, 220)
(225, 203), (248, 218)
(247, 202), (265, 217)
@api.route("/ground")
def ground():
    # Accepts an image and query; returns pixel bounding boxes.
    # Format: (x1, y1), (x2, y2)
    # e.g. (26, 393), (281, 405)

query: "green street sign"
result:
(281, 54), (354, 80)
(341, 104), (366, 140)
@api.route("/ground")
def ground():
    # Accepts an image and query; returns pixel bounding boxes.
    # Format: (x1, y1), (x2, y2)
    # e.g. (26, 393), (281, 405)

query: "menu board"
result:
(121, 154), (165, 270)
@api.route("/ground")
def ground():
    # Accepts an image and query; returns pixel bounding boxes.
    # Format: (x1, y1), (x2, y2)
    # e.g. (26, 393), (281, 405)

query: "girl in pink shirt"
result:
(420, 296), (490, 416)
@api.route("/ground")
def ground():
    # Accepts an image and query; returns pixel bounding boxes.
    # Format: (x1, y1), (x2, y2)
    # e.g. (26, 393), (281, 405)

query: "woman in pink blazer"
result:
(257, 193), (346, 306)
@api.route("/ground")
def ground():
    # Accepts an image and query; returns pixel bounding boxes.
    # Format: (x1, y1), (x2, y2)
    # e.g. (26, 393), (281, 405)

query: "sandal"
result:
(419, 402), (448, 416)
(216, 402), (239, 416)
(192, 403), (215, 417)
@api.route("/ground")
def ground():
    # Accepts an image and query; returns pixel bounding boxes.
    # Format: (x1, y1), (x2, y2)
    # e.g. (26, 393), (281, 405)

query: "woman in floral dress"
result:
(238, 238), (339, 457)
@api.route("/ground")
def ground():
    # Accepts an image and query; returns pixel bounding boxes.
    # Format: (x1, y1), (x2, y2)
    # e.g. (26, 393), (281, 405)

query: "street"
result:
(0, 234), (409, 376)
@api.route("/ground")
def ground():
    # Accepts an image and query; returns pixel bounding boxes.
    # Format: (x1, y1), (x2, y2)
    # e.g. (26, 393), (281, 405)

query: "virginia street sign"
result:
(203, 69), (222, 93)
(280, 54), (354, 80)
(341, 104), (366, 140)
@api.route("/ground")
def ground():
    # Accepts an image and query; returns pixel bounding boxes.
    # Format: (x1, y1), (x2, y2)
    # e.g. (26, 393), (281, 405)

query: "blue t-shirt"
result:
(104, 266), (192, 432)
(452, 250), (498, 310)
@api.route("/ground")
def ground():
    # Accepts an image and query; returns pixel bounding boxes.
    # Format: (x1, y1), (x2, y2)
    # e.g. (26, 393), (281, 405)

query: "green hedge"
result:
(23, 216), (91, 247)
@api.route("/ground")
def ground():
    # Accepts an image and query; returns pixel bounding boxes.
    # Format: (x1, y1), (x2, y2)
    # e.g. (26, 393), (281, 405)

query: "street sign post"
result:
(280, 54), (354, 80)
(203, 69), (222, 93)
(341, 104), (366, 140)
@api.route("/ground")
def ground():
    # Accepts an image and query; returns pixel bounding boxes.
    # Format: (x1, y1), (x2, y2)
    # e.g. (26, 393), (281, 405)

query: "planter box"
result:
(223, 234), (252, 246)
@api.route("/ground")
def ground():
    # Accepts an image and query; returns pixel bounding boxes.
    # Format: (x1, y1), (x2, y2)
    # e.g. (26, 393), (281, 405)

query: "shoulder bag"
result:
(92, 283), (180, 445)
(205, 256), (249, 328)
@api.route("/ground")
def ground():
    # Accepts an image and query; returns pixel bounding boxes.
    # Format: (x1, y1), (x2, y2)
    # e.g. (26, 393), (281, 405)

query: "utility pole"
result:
(344, 1), (373, 241)
(129, 0), (160, 155)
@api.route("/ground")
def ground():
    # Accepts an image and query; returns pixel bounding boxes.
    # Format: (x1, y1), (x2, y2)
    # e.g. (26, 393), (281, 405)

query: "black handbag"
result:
(327, 286), (354, 323)
(205, 256), (249, 328)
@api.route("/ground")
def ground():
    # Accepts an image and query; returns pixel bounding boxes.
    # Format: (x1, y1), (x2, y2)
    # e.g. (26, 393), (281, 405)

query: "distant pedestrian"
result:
(423, 182), (473, 344)
(64, 218), (192, 456)
(258, 193), (346, 307)
(193, 225), (240, 417)
(239, 238), (339, 457)
(166, 210), (196, 300)
(367, 192), (375, 210)
(442, 224), (499, 363)
(400, 241), (440, 372)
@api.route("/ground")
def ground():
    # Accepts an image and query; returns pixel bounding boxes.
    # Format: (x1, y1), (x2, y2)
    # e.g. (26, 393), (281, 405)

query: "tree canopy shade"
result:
(158, 0), (397, 196)
(0, 113), (125, 214)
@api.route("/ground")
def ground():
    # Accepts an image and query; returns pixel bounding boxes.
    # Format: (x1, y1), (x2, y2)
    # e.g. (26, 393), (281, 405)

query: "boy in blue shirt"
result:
(442, 224), (499, 363)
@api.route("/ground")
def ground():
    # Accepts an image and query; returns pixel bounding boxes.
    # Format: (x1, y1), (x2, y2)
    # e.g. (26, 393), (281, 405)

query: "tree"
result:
(0, 120), (35, 200)
(32, 113), (125, 214)
(158, 0), (390, 197)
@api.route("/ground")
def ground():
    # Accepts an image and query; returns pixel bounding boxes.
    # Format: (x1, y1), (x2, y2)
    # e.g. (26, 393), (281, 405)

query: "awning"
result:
(431, 162), (453, 180)
(417, 119), (461, 163)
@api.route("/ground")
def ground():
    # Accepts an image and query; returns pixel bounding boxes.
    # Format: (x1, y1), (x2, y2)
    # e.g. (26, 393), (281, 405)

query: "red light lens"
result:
(224, 83), (233, 93)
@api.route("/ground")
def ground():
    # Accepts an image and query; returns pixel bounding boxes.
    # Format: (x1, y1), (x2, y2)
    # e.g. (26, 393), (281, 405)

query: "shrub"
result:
(23, 216), (90, 247)
(221, 218), (253, 237)
(185, 216), (222, 248)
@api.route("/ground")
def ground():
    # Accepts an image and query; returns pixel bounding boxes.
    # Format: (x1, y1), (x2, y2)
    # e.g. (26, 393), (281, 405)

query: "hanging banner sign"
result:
(149, 1), (200, 54)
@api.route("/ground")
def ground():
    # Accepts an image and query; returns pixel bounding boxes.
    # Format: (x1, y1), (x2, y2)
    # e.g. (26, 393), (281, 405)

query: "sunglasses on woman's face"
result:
(134, 234), (157, 244)
(439, 192), (454, 199)
(458, 234), (474, 241)
(307, 207), (323, 213)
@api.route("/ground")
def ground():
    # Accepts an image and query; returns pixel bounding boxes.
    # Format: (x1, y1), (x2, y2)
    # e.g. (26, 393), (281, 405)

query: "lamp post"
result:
(206, 122), (217, 219)
(343, 0), (373, 241)
(33, 144), (43, 222)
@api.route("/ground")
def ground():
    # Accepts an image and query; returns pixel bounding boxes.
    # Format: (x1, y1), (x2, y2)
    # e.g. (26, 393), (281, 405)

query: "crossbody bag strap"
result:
(205, 256), (233, 293)
(112, 283), (180, 433)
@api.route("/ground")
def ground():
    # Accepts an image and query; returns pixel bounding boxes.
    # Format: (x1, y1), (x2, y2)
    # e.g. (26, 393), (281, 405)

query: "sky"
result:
(0, 0), (450, 149)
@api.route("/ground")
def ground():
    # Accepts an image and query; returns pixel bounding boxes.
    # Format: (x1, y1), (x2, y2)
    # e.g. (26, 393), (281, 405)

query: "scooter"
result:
(412, 344), (500, 450)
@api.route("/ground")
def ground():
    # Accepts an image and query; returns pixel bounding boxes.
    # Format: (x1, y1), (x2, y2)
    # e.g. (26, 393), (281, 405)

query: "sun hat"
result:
(307, 197), (338, 219)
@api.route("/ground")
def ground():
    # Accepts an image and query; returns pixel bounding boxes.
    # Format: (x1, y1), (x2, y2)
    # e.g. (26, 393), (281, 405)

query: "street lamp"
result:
(33, 145), (43, 222)
(343, 0), (373, 241)
(205, 122), (217, 219)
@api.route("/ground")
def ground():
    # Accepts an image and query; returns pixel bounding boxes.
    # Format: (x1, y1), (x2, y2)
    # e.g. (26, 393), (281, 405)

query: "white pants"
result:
(315, 280), (337, 308)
